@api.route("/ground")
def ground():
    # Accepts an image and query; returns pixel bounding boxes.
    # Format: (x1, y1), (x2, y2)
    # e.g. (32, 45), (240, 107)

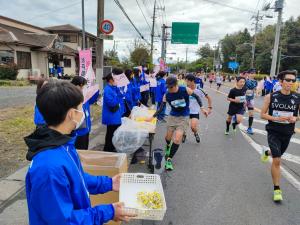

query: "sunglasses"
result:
(283, 78), (296, 83)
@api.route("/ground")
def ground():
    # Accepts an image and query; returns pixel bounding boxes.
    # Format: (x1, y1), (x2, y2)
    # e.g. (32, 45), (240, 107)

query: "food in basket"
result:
(137, 191), (163, 209)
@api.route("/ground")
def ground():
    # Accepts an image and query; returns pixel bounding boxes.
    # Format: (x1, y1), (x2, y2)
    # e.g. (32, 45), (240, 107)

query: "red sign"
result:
(100, 20), (114, 34)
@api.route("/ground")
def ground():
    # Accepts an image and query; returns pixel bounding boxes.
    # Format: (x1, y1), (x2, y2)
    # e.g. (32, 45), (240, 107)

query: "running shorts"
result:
(167, 116), (189, 133)
(267, 131), (292, 158)
(217, 83), (222, 87)
(189, 114), (200, 119)
(246, 99), (254, 111)
(227, 107), (245, 116)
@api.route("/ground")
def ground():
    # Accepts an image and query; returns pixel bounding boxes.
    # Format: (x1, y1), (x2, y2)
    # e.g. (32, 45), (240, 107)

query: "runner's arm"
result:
(152, 95), (167, 118)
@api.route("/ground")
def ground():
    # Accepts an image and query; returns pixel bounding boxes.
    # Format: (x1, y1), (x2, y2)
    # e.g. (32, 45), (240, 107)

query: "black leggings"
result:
(104, 124), (121, 152)
(141, 91), (149, 106)
(75, 133), (90, 150)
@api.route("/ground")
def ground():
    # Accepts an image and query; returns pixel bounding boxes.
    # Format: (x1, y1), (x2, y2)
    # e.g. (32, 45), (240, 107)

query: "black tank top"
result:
(266, 91), (300, 135)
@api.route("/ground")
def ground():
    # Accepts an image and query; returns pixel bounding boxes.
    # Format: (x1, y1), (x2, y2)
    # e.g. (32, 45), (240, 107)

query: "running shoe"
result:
(225, 130), (229, 135)
(182, 134), (187, 143)
(247, 127), (254, 135)
(261, 149), (269, 163)
(165, 158), (174, 171)
(194, 132), (201, 143)
(273, 189), (283, 202)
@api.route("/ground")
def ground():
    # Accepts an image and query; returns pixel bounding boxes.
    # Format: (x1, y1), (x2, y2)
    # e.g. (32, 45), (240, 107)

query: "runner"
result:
(215, 74), (223, 91)
(244, 72), (258, 135)
(260, 70), (300, 202)
(225, 77), (247, 135)
(209, 73), (214, 88)
(148, 76), (208, 171)
(185, 74), (212, 143)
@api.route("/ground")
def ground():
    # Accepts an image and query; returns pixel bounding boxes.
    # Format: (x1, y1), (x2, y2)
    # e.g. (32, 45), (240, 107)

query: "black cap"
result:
(185, 74), (196, 82)
(166, 76), (178, 88)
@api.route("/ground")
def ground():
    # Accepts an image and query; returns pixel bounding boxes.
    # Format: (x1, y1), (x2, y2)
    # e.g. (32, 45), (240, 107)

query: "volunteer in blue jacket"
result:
(34, 78), (48, 127)
(132, 68), (142, 106)
(140, 68), (150, 106)
(155, 71), (167, 121)
(123, 69), (134, 117)
(102, 73), (123, 152)
(71, 76), (99, 149)
(24, 81), (135, 225)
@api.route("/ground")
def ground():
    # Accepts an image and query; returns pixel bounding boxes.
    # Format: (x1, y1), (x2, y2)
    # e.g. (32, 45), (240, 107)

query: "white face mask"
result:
(73, 109), (85, 130)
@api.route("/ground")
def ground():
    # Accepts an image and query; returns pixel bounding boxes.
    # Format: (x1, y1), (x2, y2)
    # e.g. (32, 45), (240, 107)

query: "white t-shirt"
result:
(189, 88), (207, 115)
(216, 76), (222, 84)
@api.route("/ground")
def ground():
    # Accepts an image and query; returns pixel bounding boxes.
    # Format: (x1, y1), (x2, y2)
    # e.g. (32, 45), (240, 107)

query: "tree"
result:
(130, 47), (150, 66)
(196, 43), (214, 58)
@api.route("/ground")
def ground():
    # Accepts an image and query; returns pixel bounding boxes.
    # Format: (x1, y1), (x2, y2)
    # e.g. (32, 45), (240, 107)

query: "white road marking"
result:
(240, 130), (300, 191)
(243, 117), (267, 125)
(239, 123), (300, 145)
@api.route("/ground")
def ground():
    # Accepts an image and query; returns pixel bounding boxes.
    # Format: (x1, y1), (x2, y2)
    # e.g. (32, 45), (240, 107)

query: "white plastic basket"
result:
(119, 173), (167, 221)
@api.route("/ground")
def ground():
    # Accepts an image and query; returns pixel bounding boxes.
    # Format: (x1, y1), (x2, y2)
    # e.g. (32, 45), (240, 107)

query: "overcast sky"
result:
(1, 0), (299, 63)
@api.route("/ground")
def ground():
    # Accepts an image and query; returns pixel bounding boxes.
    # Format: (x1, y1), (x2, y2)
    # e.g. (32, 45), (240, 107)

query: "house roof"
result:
(45, 24), (97, 39)
(0, 23), (57, 48)
(0, 15), (48, 33)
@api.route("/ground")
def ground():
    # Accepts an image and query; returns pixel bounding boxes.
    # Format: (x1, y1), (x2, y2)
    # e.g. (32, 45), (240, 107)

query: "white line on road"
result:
(240, 130), (300, 192)
(243, 117), (267, 125)
(239, 123), (300, 145)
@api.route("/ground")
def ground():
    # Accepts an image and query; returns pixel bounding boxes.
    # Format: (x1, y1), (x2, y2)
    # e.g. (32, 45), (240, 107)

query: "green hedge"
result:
(0, 64), (18, 80)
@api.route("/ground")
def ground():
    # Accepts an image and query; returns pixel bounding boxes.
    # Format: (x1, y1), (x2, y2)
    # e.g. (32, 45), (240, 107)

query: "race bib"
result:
(237, 96), (246, 103)
(272, 110), (293, 124)
(171, 99), (186, 108)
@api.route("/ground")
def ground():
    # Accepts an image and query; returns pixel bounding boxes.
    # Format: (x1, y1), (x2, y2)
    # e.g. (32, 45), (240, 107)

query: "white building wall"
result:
(63, 56), (76, 76)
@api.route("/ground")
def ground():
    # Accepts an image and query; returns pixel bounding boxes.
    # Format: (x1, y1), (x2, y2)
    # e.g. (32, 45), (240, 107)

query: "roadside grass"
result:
(0, 106), (35, 178)
(0, 80), (33, 87)
(90, 103), (102, 123)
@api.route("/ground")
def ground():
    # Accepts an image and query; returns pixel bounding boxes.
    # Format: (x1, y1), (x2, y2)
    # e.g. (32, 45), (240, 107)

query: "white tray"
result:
(119, 173), (167, 221)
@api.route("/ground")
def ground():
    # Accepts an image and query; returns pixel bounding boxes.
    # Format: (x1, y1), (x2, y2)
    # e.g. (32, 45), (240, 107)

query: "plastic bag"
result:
(113, 118), (148, 154)
(131, 106), (151, 120)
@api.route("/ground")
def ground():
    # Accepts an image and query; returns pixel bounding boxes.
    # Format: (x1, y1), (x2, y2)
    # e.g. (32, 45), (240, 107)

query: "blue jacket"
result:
(75, 91), (99, 137)
(131, 77), (141, 106)
(155, 78), (166, 103)
(264, 80), (273, 91)
(102, 84), (122, 125)
(124, 83), (134, 111)
(34, 105), (46, 126)
(24, 127), (114, 225)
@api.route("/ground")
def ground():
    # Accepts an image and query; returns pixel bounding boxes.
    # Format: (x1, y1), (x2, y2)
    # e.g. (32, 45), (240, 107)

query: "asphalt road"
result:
(0, 86), (36, 109)
(130, 83), (300, 225)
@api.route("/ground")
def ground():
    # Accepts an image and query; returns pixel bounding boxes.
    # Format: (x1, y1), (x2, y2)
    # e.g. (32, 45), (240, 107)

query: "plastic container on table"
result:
(119, 173), (167, 221)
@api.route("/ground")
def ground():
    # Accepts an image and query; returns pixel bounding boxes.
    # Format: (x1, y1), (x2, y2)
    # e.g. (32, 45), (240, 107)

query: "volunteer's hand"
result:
(288, 116), (297, 123)
(112, 174), (121, 192)
(113, 202), (137, 222)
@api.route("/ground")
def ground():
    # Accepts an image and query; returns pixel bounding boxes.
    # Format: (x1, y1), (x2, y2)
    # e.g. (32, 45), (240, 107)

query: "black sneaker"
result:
(194, 132), (201, 143)
(182, 134), (187, 143)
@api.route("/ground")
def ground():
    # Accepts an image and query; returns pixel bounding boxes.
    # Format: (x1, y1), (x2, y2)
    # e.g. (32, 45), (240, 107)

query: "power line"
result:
(113, 0), (150, 45)
(200, 0), (256, 14)
(136, 0), (152, 32)
(26, 0), (82, 21)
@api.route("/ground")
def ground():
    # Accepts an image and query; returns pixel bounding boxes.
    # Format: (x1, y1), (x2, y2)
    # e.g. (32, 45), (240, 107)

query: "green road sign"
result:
(171, 22), (200, 44)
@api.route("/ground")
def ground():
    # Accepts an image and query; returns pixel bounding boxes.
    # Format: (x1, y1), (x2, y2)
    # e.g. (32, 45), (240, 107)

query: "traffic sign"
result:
(99, 34), (114, 40)
(171, 22), (200, 44)
(100, 20), (114, 34)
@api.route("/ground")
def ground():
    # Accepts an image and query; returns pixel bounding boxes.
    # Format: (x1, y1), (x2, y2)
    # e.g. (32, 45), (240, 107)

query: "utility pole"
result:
(270, 0), (284, 77)
(150, 0), (157, 64)
(81, 0), (86, 49)
(96, 0), (104, 89)
(277, 47), (282, 75)
(251, 11), (261, 69)
(161, 24), (166, 61)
